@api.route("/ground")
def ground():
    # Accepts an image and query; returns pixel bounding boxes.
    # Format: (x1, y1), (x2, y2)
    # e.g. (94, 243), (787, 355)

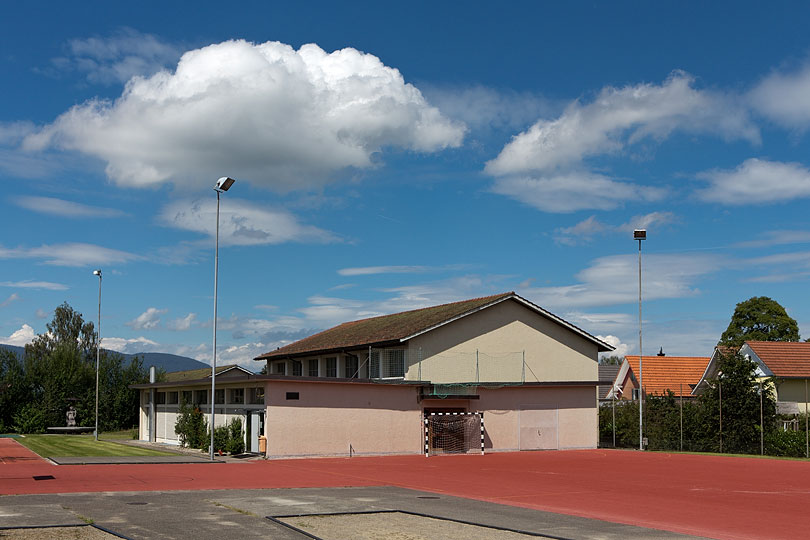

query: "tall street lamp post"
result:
(211, 176), (235, 460)
(634, 229), (646, 451)
(93, 269), (102, 441)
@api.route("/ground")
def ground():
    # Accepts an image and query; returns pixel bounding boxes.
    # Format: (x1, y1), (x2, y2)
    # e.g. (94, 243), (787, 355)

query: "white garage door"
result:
(519, 405), (558, 450)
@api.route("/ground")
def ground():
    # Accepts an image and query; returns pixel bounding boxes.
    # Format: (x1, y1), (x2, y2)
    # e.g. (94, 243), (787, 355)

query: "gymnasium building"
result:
(134, 292), (612, 457)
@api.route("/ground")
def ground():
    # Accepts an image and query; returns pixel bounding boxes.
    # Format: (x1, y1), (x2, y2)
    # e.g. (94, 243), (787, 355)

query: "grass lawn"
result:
(16, 434), (178, 458)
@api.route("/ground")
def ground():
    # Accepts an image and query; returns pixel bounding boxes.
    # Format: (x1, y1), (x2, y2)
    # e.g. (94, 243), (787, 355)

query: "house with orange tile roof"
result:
(694, 341), (810, 413)
(133, 292), (614, 457)
(608, 351), (710, 400)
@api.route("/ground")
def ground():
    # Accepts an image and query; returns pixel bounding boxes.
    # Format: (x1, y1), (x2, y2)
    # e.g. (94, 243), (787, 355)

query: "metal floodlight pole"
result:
(93, 269), (102, 441)
(211, 176), (235, 461)
(634, 229), (646, 450)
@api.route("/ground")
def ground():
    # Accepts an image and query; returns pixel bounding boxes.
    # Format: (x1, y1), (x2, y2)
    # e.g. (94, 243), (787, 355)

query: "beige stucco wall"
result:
(407, 299), (598, 384)
(775, 379), (810, 413)
(264, 380), (423, 458)
(467, 386), (597, 450)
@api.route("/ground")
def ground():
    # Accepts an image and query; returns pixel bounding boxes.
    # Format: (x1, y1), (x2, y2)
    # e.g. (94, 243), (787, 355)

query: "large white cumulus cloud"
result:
(24, 40), (465, 190)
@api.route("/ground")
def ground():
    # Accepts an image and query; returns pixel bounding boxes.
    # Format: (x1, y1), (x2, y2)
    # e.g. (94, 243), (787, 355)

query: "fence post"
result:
(679, 383), (683, 452)
(719, 382), (723, 454)
(612, 396), (616, 448)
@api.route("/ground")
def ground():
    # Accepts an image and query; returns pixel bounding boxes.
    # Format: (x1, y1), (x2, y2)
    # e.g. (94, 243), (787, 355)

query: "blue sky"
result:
(3, 1), (810, 369)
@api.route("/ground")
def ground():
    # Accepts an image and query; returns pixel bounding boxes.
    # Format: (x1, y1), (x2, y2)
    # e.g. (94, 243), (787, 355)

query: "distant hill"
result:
(0, 344), (208, 373)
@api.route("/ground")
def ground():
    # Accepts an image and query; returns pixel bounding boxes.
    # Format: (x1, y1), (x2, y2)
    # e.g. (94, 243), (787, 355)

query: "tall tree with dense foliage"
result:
(697, 351), (777, 454)
(719, 296), (800, 349)
(9, 302), (149, 433)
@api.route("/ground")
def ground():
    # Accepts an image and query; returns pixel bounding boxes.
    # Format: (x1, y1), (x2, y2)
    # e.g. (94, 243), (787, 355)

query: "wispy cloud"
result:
(160, 198), (339, 246)
(524, 253), (726, 310)
(749, 59), (810, 130)
(338, 265), (428, 276)
(485, 71), (757, 212)
(734, 230), (810, 248)
(48, 28), (183, 85)
(0, 242), (141, 267)
(0, 280), (68, 290)
(167, 313), (196, 331)
(13, 196), (126, 218)
(696, 158), (810, 204)
(0, 293), (20, 308)
(555, 212), (676, 246)
(126, 307), (167, 330)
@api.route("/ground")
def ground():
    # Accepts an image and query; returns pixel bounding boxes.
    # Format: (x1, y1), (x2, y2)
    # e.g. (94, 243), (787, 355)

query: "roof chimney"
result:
(657, 347), (665, 356)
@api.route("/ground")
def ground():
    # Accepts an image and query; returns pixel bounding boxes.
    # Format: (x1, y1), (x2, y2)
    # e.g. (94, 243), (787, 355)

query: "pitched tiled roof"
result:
(747, 341), (810, 378)
(256, 292), (612, 360)
(625, 355), (710, 397)
(163, 364), (243, 383)
(598, 365), (621, 399)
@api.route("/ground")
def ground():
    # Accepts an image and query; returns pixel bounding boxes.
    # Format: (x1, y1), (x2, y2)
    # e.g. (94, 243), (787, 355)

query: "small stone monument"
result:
(66, 406), (77, 427)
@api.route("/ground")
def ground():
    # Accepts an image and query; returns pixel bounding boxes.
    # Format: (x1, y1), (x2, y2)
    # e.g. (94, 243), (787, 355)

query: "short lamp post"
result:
(211, 176), (235, 461)
(93, 269), (102, 441)
(634, 229), (646, 451)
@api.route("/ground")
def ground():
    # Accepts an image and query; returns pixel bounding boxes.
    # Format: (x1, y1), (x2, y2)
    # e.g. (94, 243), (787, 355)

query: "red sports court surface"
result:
(2, 439), (809, 540)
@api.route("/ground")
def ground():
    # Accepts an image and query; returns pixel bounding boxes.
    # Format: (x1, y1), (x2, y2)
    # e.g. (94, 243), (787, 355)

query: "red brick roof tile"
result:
(625, 355), (710, 397)
(746, 341), (810, 378)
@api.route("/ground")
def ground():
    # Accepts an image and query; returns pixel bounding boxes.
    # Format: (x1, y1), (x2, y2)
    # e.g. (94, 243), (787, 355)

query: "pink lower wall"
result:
(473, 386), (597, 450)
(265, 380), (423, 458)
(264, 381), (597, 457)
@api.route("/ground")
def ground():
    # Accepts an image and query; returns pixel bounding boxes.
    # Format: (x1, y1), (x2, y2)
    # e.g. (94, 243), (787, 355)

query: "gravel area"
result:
(0, 526), (119, 539)
(278, 512), (539, 540)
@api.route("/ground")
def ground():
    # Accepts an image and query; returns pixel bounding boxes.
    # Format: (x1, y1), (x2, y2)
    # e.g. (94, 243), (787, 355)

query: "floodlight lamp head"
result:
(634, 229), (647, 240)
(215, 177), (236, 192)
(93, 269), (102, 277)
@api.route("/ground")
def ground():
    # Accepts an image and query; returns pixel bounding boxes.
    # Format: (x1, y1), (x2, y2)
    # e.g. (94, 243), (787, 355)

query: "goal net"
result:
(424, 412), (484, 456)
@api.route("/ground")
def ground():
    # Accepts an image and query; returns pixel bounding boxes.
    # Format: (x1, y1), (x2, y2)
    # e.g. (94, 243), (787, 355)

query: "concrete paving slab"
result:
(0, 487), (708, 540)
(0, 503), (85, 527)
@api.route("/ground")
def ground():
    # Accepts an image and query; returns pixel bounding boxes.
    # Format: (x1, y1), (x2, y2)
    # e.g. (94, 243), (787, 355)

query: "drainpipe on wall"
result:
(149, 366), (156, 442)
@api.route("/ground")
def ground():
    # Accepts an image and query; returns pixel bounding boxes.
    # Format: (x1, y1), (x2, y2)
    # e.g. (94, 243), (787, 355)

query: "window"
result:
(167, 391), (179, 405)
(308, 359), (319, 377)
(249, 387), (265, 404)
(194, 389), (207, 404)
(274, 362), (286, 375)
(632, 388), (640, 400)
(181, 390), (192, 405)
(229, 388), (244, 404)
(345, 355), (358, 378)
(387, 349), (405, 378)
(292, 361), (302, 376)
(370, 351), (380, 378)
(286, 392), (299, 400)
(156, 391), (166, 404)
(326, 357), (337, 377)
(215, 389), (225, 404)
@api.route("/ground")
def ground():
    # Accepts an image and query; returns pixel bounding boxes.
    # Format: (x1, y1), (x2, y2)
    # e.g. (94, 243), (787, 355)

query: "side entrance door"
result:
(247, 410), (265, 453)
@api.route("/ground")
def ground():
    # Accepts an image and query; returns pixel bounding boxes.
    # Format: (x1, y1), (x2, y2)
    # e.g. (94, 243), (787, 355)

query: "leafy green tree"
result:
(16, 302), (149, 433)
(0, 349), (30, 432)
(697, 351), (777, 454)
(719, 296), (800, 349)
(599, 355), (624, 366)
